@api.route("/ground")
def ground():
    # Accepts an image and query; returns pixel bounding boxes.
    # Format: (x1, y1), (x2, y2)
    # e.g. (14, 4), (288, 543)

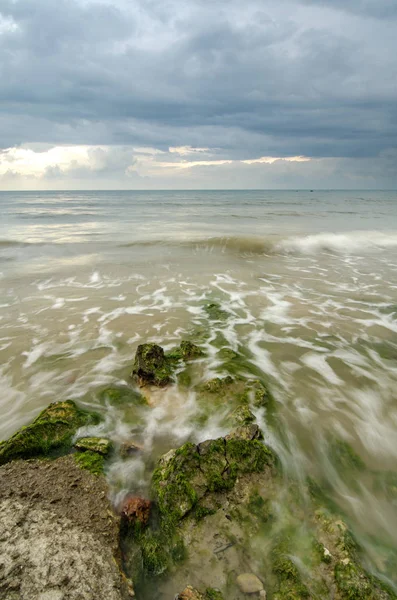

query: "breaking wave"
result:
(120, 231), (397, 256)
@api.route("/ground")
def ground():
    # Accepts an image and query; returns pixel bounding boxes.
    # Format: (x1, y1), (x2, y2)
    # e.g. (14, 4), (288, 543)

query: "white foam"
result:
(277, 231), (397, 255)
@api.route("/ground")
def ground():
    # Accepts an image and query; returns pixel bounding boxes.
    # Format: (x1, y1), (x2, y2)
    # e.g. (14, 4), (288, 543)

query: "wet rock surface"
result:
(0, 455), (132, 600)
(132, 343), (173, 387)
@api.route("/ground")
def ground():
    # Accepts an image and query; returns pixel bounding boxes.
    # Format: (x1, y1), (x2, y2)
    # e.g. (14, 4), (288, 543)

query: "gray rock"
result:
(236, 573), (264, 594)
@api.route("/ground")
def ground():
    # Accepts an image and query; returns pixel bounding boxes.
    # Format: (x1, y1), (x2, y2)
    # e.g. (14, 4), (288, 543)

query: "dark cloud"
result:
(0, 0), (396, 187)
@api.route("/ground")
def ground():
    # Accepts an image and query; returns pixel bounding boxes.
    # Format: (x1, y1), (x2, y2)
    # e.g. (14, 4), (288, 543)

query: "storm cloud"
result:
(0, 0), (396, 188)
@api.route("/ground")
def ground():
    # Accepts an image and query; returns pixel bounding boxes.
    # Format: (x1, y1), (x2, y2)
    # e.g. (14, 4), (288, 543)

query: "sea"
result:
(1, 189), (397, 594)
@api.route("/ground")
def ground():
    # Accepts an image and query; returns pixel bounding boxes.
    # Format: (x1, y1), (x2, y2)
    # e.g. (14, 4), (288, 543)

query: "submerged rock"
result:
(176, 586), (224, 600)
(236, 573), (264, 594)
(0, 400), (100, 465)
(0, 455), (133, 600)
(176, 586), (205, 600)
(120, 440), (144, 458)
(100, 386), (148, 405)
(132, 343), (173, 387)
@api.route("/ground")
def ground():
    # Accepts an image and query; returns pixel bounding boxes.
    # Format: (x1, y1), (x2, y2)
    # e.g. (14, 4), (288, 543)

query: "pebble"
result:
(236, 573), (264, 594)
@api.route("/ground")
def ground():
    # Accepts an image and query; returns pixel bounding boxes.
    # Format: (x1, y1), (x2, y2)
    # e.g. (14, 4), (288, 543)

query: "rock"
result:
(179, 340), (204, 360)
(176, 587), (224, 600)
(0, 455), (132, 600)
(236, 573), (264, 594)
(205, 302), (229, 321)
(176, 586), (205, 600)
(74, 437), (113, 455)
(0, 400), (100, 465)
(120, 441), (144, 458)
(120, 496), (151, 529)
(225, 423), (263, 441)
(230, 404), (256, 426)
(131, 343), (173, 387)
(74, 450), (105, 475)
(203, 376), (234, 394)
(152, 435), (275, 529)
(217, 347), (239, 360)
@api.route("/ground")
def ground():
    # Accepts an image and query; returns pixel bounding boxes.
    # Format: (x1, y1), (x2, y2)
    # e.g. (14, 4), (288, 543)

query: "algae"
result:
(74, 436), (113, 455)
(74, 449), (105, 475)
(0, 400), (100, 465)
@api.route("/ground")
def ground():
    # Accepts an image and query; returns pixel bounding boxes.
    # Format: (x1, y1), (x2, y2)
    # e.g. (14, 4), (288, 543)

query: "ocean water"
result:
(1, 190), (397, 595)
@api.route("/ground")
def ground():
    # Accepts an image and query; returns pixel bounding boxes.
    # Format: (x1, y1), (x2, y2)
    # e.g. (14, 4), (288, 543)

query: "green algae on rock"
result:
(151, 433), (276, 531)
(74, 449), (105, 475)
(132, 343), (174, 387)
(0, 400), (100, 465)
(204, 302), (230, 321)
(167, 341), (205, 362)
(74, 436), (113, 455)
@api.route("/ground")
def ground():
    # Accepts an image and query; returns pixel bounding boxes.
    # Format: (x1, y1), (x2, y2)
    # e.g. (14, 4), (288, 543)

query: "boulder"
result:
(132, 343), (173, 387)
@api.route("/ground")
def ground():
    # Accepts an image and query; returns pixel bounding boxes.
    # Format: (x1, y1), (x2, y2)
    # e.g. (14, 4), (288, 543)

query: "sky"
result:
(0, 0), (396, 190)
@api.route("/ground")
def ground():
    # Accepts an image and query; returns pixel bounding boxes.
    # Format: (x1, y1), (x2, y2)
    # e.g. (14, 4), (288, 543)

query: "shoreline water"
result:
(0, 190), (396, 597)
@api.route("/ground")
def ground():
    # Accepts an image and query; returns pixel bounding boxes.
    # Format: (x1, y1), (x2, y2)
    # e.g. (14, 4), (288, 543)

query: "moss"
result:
(334, 560), (374, 599)
(99, 386), (147, 406)
(226, 438), (275, 473)
(205, 589), (224, 600)
(152, 444), (201, 528)
(203, 376), (234, 394)
(74, 436), (113, 455)
(170, 538), (188, 563)
(271, 534), (310, 599)
(248, 491), (272, 523)
(0, 400), (100, 465)
(140, 532), (170, 576)
(74, 449), (105, 475)
(152, 435), (275, 532)
(194, 505), (216, 521)
(132, 343), (174, 387)
(180, 341), (205, 360)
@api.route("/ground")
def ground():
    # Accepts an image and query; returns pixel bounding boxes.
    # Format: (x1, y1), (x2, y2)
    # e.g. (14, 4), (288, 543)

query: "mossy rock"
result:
(0, 400), (100, 465)
(168, 341), (205, 362)
(74, 437), (113, 455)
(132, 343), (173, 387)
(151, 433), (275, 531)
(230, 404), (256, 426)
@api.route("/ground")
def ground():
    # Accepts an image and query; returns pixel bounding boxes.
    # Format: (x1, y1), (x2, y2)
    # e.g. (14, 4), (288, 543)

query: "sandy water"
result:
(1, 190), (397, 593)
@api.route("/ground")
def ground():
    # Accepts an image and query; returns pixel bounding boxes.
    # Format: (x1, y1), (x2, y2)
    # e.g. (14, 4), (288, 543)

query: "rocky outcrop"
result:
(0, 400), (100, 465)
(0, 455), (133, 600)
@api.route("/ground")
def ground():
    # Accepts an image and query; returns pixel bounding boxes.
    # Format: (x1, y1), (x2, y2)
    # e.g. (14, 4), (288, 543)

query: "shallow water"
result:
(1, 190), (397, 595)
